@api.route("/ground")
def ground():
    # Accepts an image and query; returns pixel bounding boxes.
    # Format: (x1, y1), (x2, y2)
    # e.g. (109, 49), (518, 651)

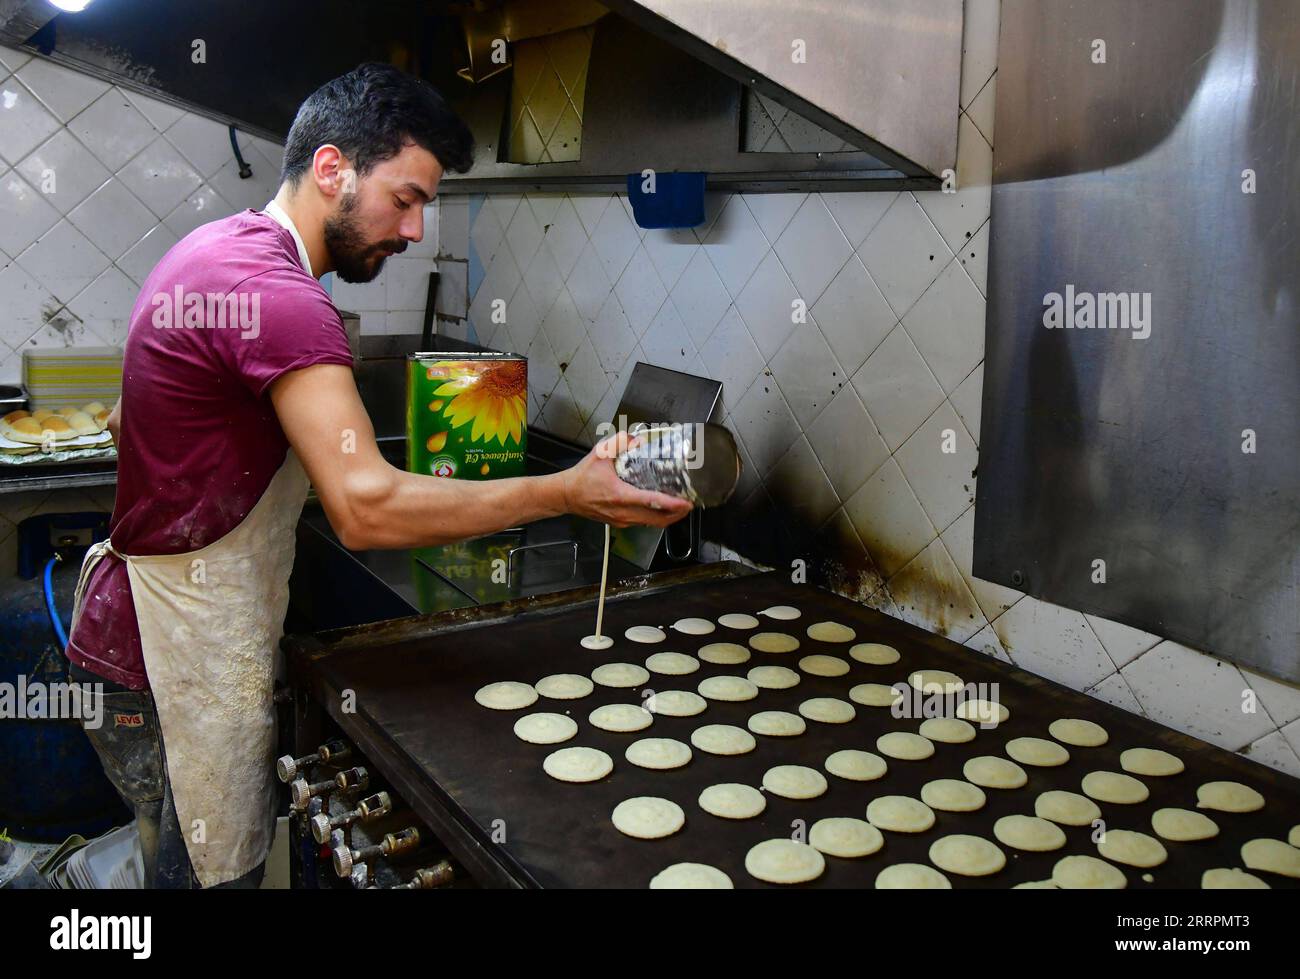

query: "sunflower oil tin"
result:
(406, 352), (527, 480)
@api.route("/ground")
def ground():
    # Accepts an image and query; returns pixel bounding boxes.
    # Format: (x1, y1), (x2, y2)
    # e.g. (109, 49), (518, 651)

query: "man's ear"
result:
(311, 144), (354, 201)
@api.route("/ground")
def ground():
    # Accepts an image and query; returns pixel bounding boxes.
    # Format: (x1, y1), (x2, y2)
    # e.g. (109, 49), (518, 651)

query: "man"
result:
(65, 63), (690, 889)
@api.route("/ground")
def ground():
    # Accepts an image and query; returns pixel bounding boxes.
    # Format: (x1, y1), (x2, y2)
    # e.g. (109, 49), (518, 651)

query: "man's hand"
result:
(557, 432), (692, 529)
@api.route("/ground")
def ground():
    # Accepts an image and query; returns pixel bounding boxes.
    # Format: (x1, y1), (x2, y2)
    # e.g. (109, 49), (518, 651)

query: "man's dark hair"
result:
(282, 62), (474, 187)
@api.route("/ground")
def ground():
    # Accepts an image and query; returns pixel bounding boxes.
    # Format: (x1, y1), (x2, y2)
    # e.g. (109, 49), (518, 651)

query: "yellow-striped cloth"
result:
(23, 347), (122, 411)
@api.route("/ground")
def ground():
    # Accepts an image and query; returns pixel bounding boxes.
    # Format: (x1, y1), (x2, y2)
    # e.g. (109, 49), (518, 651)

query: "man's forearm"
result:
(106, 399), (122, 446)
(338, 463), (570, 550)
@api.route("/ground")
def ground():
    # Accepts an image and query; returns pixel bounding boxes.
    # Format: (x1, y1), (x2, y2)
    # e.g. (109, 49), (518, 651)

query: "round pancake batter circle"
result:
(955, 698), (1009, 726)
(543, 746), (613, 783)
(759, 605), (801, 621)
(698, 782), (766, 819)
(1081, 770), (1149, 805)
(908, 669), (964, 694)
(877, 731), (934, 760)
(963, 756), (1027, 789)
(810, 818), (883, 858)
(581, 634), (614, 651)
(866, 795), (935, 833)
(1151, 807), (1218, 842)
(474, 681), (538, 710)
(825, 749), (888, 782)
(921, 779), (986, 813)
(645, 652), (700, 676)
(1120, 747), (1184, 776)
(591, 663), (650, 688)
(993, 815), (1066, 852)
(799, 654), (850, 677)
(1097, 829), (1167, 868)
(612, 796), (684, 839)
(849, 642), (900, 665)
(589, 703), (653, 732)
(849, 683), (903, 708)
(1034, 790), (1100, 826)
(749, 632), (800, 653)
(698, 675), (758, 701)
(748, 665), (801, 690)
(646, 689), (707, 717)
(1196, 781), (1264, 812)
(745, 839), (824, 884)
(672, 617), (715, 635)
(875, 863), (951, 889)
(717, 612), (759, 630)
(1202, 868), (1269, 889)
(1051, 854), (1127, 889)
(929, 834), (1006, 877)
(624, 625), (667, 644)
(1048, 717), (1108, 747)
(698, 642), (751, 665)
(1005, 737), (1070, 767)
(1241, 838), (1300, 878)
(800, 697), (856, 724)
(747, 710), (806, 737)
(806, 620), (856, 643)
(513, 712), (578, 744)
(649, 863), (733, 889)
(534, 673), (594, 699)
(920, 717), (975, 744)
(625, 737), (692, 770)
(762, 764), (828, 800)
(690, 724), (756, 756)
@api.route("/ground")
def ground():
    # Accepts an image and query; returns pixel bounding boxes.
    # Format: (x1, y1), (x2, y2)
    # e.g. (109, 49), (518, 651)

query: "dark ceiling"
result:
(18, 0), (472, 138)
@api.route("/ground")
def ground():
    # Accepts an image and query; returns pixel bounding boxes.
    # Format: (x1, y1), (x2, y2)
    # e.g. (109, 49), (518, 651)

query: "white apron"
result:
(71, 450), (310, 886)
(70, 201), (319, 887)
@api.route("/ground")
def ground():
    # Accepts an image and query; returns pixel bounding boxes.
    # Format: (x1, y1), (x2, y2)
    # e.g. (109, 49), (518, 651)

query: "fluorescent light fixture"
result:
(48, 0), (95, 11)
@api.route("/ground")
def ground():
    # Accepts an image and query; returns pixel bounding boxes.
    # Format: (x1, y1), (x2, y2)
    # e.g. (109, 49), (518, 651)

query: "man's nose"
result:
(399, 208), (424, 242)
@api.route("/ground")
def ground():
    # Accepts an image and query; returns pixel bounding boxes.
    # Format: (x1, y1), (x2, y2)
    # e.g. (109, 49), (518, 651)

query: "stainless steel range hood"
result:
(1, 0), (963, 192)
(607, 0), (963, 178)
(445, 0), (964, 192)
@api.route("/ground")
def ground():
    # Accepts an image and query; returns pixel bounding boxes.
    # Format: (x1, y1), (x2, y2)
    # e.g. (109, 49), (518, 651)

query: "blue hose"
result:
(44, 555), (69, 650)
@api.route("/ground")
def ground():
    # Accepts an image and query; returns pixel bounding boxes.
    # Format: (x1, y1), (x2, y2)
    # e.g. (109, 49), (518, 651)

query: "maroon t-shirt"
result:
(65, 209), (354, 689)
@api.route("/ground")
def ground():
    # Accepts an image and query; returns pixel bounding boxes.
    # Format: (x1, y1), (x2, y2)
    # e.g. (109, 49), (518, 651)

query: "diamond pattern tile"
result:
(858, 194), (952, 317)
(669, 247), (730, 348)
(773, 194), (853, 307)
(701, 195), (769, 297)
(769, 320), (845, 428)
(809, 253), (896, 377)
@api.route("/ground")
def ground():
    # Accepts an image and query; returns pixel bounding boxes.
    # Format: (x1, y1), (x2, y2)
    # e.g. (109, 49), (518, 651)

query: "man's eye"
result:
(394, 197), (410, 210)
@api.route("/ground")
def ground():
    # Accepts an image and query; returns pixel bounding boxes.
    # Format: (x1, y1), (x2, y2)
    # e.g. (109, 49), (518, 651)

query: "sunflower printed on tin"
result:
(406, 353), (528, 480)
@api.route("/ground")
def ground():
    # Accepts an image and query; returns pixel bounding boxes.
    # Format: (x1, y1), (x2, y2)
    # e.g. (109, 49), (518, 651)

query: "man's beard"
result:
(323, 195), (406, 283)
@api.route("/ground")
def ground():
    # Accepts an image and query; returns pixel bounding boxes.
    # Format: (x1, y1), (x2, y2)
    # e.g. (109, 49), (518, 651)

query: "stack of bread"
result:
(1, 402), (111, 445)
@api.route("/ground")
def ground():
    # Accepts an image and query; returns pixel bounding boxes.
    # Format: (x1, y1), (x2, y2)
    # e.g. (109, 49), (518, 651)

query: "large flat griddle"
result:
(289, 566), (1300, 888)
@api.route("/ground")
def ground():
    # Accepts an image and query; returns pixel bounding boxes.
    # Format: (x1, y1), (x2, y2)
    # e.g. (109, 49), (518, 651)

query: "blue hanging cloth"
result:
(625, 172), (707, 230)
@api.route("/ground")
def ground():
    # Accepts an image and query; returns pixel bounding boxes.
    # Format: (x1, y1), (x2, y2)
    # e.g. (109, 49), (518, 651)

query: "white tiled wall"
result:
(449, 0), (1300, 776)
(0, 46), (453, 384)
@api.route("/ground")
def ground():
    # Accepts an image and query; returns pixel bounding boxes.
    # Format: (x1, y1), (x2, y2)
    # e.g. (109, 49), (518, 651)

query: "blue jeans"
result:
(69, 661), (265, 889)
